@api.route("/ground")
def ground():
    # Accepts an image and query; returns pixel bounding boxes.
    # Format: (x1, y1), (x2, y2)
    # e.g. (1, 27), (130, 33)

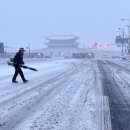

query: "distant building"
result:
(44, 35), (81, 57)
(0, 42), (4, 54)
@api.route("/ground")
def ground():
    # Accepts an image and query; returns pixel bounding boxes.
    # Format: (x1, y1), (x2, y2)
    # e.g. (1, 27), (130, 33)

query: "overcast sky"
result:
(0, 0), (130, 50)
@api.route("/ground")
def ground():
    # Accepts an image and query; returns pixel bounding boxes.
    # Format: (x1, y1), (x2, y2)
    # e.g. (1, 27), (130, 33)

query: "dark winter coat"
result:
(13, 52), (24, 65)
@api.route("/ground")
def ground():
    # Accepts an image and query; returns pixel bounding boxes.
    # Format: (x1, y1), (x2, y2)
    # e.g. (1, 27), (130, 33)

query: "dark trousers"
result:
(12, 65), (26, 81)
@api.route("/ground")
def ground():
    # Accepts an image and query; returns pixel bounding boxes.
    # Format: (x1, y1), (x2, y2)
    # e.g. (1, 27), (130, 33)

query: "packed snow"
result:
(1, 57), (130, 130)
(0, 58), (99, 130)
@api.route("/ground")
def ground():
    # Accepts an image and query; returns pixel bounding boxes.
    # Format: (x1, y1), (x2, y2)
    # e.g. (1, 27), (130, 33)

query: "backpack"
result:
(10, 57), (16, 63)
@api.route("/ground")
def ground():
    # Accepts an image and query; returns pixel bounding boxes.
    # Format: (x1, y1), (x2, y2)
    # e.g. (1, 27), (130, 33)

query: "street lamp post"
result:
(121, 19), (130, 55)
(126, 25), (130, 54)
(118, 28), (125, 56)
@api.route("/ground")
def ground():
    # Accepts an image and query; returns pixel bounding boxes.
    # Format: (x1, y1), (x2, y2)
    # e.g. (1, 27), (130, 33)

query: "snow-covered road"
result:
(0, 58), (97, 130)
(97, 59), (130, 130)
(1, 58), (130, 130)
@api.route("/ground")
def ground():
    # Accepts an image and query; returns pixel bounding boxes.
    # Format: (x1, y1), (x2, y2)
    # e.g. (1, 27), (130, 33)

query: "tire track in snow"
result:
(14, 62), (97, 130)
(0, 65), (74, 104)
(98, 60), (130, 130)
(0, 65), (77, 130)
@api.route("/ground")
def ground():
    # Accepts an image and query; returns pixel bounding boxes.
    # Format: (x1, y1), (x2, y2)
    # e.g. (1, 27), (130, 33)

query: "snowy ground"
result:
(0, 58), (98, 130)
(1, 57), (130, 130)
(97, 59), (130, 130)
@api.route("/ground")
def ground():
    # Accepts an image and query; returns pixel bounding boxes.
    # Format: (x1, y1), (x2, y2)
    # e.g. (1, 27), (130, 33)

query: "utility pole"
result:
(121, 19), (130, 55)
(118, 28), (125, 56)
(126, 25), (130, 54)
